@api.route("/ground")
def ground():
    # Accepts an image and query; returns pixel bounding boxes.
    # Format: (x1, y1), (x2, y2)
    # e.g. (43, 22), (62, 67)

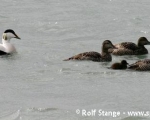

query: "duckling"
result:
(109, 37), (150, 55)
(63, 40), (115, 62)
(111, 60), (128, 70)
(129, 59), (150, 71)
(0, 29), (21, 55)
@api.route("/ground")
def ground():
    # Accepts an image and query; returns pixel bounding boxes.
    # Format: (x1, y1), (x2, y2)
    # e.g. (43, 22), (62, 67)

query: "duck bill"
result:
(146, 42), (150, 45)
(15, 34), (21, 39)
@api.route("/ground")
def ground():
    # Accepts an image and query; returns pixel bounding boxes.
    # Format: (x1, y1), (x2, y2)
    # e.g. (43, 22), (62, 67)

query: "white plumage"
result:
(0, 29), (20, 55)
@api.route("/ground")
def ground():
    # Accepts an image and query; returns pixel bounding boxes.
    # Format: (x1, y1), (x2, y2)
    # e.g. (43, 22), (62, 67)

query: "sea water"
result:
(0, 0), (150, 120)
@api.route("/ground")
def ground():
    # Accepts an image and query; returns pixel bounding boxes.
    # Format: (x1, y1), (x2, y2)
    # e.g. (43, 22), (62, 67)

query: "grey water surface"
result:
(0, 0), (150, 120)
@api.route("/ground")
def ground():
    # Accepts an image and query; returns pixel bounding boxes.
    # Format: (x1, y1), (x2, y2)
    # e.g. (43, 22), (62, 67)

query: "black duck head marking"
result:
(4, 29), (21, 39)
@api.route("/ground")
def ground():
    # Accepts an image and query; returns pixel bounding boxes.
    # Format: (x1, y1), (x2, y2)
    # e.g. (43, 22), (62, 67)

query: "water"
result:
(0, 0), (150, 120)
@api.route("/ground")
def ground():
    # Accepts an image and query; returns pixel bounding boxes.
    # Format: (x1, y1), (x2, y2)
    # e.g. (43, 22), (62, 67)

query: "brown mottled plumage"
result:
(63, 40), (115, 62)
(111, 60), (128, 70)
(109, 37), (150, 55)
(129, 59), (150, 71)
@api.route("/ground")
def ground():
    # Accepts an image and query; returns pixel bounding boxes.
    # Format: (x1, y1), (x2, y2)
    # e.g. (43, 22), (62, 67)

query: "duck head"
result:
(3, 29), (21, 40)
(138, 37), (150, 46)
(121, 60), (129, 65)
(102, 40), (116, 53)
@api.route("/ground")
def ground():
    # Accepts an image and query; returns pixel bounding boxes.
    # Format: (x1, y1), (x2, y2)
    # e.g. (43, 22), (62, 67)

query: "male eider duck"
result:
(129, 59), (150, 71)
(0, 29), (20, 55)
(64, 40), (116, 62)
(111, 60), (128, 70)
(109, 37), (150, 55)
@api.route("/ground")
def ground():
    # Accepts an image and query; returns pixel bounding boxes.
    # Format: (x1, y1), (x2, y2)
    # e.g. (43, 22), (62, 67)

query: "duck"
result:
(63, 40), (116, 62)
(109, 37), (150, 55)
(0, 29), (20, 55)
(111, 60), (128, 70)
(128, 59), (150, 71)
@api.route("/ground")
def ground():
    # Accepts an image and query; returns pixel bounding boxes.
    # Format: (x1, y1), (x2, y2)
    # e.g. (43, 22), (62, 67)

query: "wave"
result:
(27, 107), (58, 112)
(0, 110), (20, 120)
(121, 116), (149, 120)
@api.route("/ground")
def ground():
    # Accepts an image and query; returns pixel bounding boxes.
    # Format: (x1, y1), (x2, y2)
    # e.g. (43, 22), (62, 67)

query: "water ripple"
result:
(0, 110), (20, 120)
(27, 107), (58, 112)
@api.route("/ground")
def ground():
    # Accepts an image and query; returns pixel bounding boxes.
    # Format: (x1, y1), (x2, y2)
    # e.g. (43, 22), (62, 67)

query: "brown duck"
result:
(129, 59), (150, 71)
(111, 60), (128, 70)
(109, 37), (150, 55)
(64, 40), (115, 62)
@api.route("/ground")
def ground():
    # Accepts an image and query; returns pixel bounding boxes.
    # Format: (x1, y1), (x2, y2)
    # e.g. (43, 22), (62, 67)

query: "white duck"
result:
(0, 29), (20, 55)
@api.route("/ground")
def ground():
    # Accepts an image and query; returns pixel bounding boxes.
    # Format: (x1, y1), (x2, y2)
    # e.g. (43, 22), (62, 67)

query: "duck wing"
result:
(64, 51), (101, 61)
(0, 50), (8, 55)
(110, 48), (134, 55)
(129, 59), (150, 71)
(129, 63), (150, 71)
(115, 42), (139, 50)
(0, 45), (8, 55)
(131, 59), (150, 65)
(110, 42), (139, 55)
